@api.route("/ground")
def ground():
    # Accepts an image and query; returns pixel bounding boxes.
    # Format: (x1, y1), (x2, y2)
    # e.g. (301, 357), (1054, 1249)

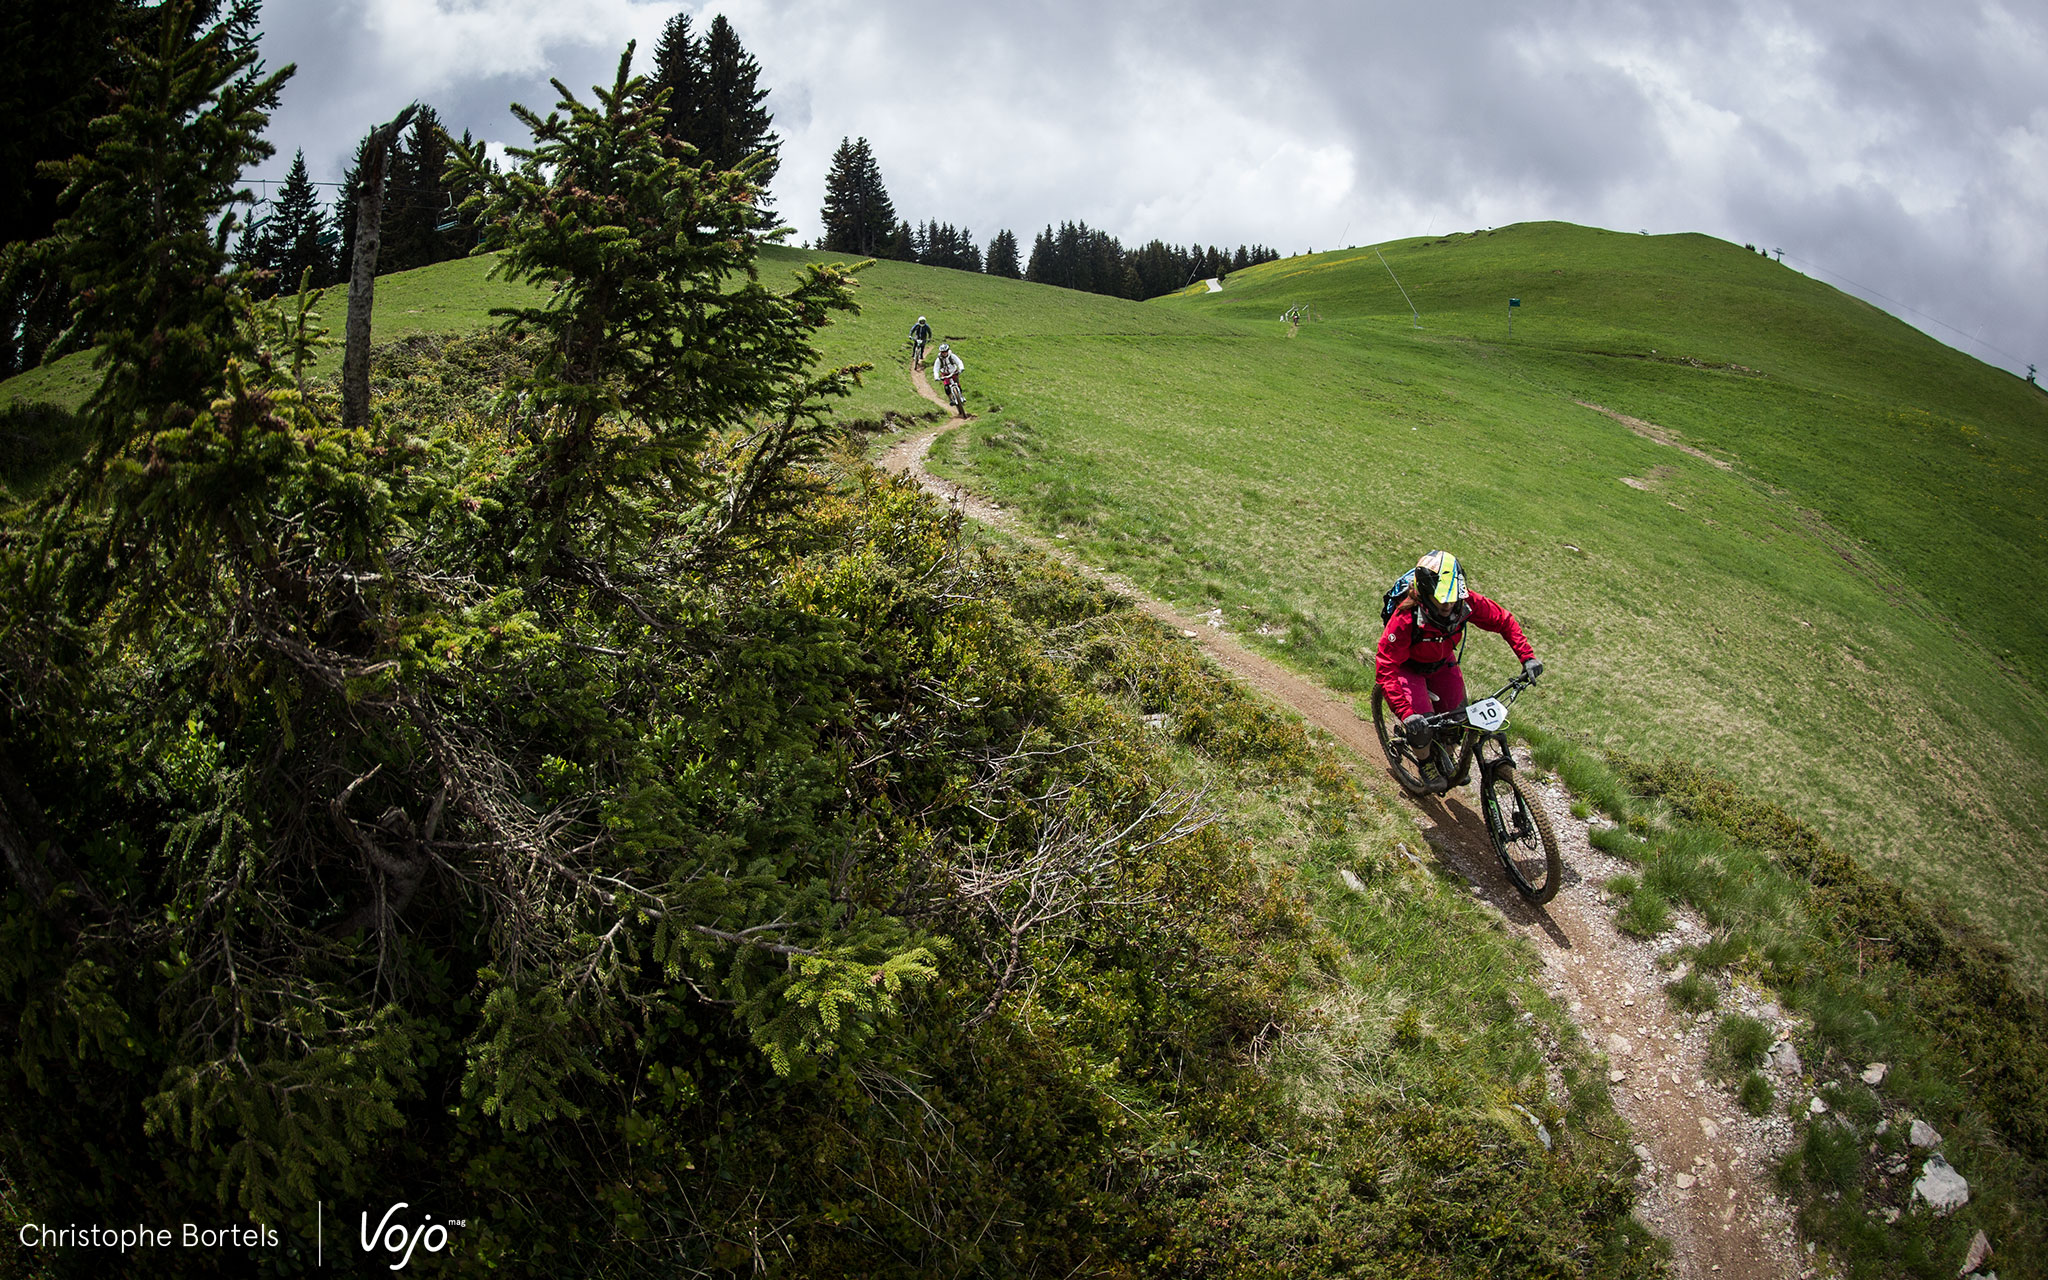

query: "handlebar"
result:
(1418, 669), (1539, 732)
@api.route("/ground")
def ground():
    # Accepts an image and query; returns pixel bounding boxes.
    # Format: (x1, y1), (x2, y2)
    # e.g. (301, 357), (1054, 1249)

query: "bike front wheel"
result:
(1480, 764), (1562, 903)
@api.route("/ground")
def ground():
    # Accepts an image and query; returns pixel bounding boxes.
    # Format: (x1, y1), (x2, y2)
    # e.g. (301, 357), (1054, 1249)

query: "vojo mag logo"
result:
(357, 1202), (463, 1270)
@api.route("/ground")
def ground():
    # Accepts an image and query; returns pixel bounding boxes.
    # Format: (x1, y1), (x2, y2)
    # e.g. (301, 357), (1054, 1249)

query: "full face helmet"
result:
(1411, 550), (1470, 632)
(938, 343), (950, 354)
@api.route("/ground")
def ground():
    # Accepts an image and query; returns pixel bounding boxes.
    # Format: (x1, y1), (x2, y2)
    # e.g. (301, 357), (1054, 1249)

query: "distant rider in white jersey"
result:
(931, 343), (966, 413)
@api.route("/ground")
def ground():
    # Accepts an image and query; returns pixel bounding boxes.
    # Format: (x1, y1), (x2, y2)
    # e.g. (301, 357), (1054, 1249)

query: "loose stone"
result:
(1913, 1154), (1970, 1214)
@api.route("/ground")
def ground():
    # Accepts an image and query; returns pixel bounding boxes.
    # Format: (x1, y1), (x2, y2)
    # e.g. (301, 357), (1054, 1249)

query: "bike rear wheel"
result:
(1480, 764), (1562, 903)
(1370, 686), (1450, 796)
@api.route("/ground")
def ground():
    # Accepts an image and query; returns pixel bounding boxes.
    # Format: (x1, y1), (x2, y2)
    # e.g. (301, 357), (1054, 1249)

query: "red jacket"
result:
(1376, 590), (1534, 718)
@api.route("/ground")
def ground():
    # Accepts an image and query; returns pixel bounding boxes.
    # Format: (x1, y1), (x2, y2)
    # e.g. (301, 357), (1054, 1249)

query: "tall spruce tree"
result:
(381, 104), (455, 273)
(0, 0), (151, 376)
(650, 12), (705, 149)
(259, 148), (328, 295)
(697, 15), (776, 170)
(40, 0), (289, 453)
(818, 137), (895, 256)
(696, 15), (778, 221)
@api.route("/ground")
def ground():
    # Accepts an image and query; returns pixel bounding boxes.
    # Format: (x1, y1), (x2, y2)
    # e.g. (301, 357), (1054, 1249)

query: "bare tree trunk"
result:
(341, 104), (419, 432)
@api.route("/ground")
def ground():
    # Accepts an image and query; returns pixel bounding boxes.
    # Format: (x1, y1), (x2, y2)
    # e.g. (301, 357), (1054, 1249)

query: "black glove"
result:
(1523, 658), (1544, 680)
(1401, 714), (1431, 747)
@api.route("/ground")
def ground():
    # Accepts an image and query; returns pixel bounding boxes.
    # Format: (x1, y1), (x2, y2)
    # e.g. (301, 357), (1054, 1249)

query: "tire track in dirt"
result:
(878, 380), (1819, 1280)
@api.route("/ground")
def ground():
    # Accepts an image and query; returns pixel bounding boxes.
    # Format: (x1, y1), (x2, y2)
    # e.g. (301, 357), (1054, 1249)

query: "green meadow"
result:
(838, 225), (2048, 986)
(10, 224), (2046, 986)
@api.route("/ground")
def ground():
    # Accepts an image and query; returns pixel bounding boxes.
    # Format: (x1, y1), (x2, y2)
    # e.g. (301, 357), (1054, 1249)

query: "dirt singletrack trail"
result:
(879, 381), (1819, 1280)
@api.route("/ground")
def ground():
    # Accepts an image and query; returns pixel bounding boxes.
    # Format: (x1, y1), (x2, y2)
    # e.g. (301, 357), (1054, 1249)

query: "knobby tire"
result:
(1481, 764), (1561, 904)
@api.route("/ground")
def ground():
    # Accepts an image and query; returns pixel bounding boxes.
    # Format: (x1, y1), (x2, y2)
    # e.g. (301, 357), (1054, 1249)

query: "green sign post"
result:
(1508, 297), (1520, 338)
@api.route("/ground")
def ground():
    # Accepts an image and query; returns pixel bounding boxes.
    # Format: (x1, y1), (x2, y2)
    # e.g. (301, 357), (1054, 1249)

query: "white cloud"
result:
(358, 0), (658, 87)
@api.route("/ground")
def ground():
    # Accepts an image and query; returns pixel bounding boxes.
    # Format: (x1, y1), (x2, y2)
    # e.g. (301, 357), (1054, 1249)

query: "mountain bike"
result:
(939, 371), (965, 416)
(1369, 670), (1561, 903)
(910, 334), (927, 367)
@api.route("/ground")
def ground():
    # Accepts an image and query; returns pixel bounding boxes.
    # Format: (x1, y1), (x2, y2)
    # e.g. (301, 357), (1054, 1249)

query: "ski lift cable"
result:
(1774, 249), (2031, 369)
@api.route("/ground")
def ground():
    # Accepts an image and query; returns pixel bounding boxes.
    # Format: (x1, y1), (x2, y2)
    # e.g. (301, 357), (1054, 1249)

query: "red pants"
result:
(1385, 664), (1466, 720)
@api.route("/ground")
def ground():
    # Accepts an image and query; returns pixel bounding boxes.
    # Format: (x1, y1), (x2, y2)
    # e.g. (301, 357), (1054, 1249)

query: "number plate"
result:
(1465, 698), (1508, 732)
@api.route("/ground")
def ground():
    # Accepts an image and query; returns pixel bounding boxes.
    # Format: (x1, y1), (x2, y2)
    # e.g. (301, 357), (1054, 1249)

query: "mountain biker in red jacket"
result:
(1376, 550), (1542, 760)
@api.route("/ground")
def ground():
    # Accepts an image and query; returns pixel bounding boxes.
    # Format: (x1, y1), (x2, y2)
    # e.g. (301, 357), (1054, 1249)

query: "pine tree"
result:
(884, 219), (916, 262)
(649, 11), (704, 146)
(442, 126), (490, 252)
(0, 0), (151, 376)
(41, 0), (289, 448)
(697, 15), (776, 169)
(985, 229), (1020, 278)
(452, 40), (860, 561)
(1024, 226), (1055, 283)
(328, 104), (478, 288)
(818, 137), (895, 256)
(381, 105), (454, 273)
(259, 148), (328, 295)
(917, 223), (981, 273)
(697, 15), (778, 219)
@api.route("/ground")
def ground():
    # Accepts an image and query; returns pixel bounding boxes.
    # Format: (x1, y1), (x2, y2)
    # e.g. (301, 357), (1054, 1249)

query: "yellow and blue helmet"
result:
(1413, 550), (1470, 630)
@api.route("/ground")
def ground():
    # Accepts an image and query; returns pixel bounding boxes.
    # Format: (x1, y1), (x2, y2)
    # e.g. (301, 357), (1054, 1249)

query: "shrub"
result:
(1799, 1118), (1865, 1191)
(1615, 886), (1672, 938)
(0, 400), (88, 500)
(1713, 1014), (1774, 1073)
(1739, 1072), (1776, 1116)
(1589, 824), (1649, 861)
(1665, 970), (1718, 1015)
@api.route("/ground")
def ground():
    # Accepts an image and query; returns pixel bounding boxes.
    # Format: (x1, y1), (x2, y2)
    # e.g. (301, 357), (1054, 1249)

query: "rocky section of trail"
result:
(1416, 777), (1818, 1280)
(876, 399), (1820, 1280)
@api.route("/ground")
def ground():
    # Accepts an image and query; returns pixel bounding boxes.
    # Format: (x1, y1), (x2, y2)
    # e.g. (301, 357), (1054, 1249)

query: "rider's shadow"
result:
(1413, 789), (1576, 948)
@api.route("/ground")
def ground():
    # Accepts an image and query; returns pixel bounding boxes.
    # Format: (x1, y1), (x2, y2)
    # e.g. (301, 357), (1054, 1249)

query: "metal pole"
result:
(1376, 250), (1422, 328)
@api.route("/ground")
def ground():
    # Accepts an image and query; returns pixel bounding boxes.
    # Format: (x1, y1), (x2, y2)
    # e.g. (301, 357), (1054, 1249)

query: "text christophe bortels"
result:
(18, 1222), (280, 1251)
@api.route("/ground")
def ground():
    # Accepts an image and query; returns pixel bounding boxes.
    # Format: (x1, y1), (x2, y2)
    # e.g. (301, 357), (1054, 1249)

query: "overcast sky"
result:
(256, 0), (2047, 379)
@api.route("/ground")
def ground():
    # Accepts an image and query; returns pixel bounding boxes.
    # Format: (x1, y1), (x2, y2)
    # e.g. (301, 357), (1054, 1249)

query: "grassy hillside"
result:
(11, 229), (2045, 989)
(893, 225), (2048, 985)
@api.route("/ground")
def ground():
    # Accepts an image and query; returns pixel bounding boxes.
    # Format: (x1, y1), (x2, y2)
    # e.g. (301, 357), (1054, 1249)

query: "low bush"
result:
(1738, 1071), (1775, 1116)
(1712, 1014), (1774, 1073)
(1615, 885), (1673, 938)
(1664, 970), (1717, 1015)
